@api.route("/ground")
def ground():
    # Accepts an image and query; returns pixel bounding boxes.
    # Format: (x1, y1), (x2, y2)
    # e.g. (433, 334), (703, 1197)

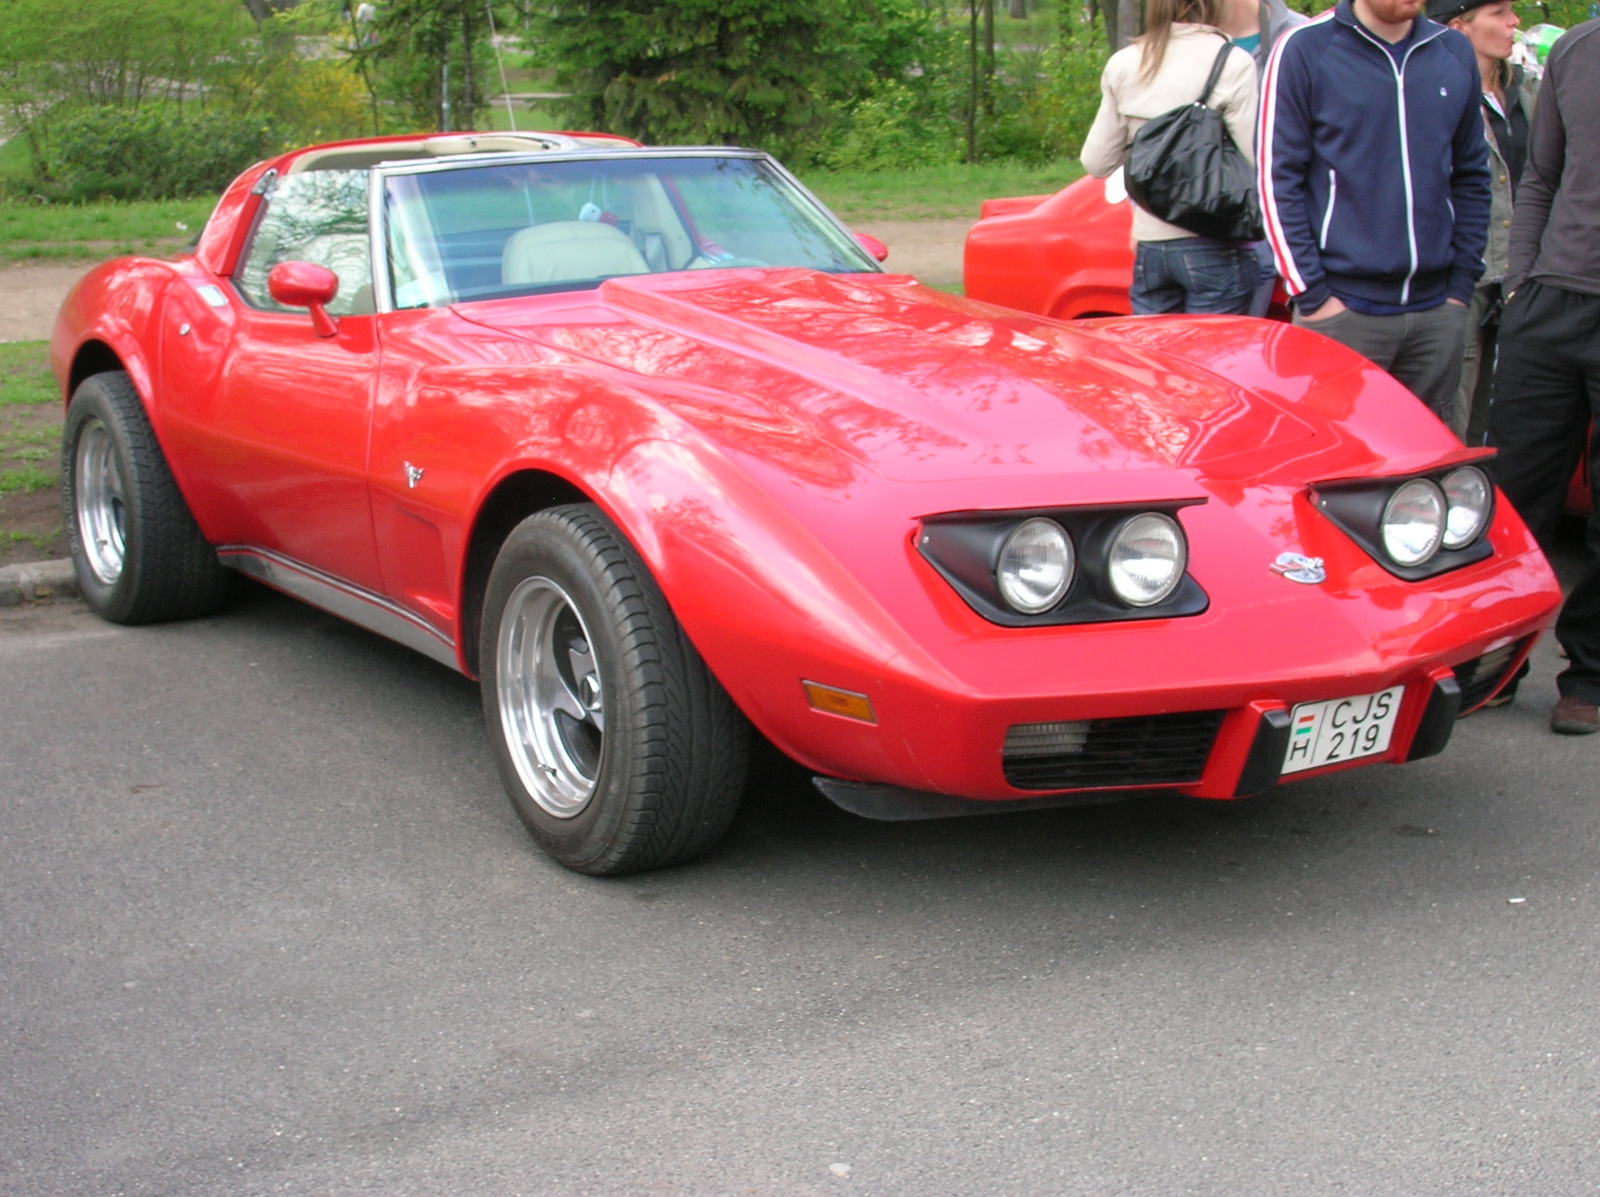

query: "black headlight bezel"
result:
(1314, 465), (1495, 580)
(916, 500), (1209, 627)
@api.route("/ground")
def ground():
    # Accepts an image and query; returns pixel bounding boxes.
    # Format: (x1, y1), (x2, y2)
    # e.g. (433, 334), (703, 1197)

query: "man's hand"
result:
(1303, 296), (1348, 321)
(1446, 298), (1467, 307)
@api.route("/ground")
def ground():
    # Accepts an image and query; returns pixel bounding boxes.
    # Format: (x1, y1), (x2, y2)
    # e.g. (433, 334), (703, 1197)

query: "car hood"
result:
(455, 269), (1425, 500)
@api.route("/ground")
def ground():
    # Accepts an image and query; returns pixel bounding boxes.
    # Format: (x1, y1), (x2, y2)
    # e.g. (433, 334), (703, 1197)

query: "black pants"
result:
(1487, 281), (1600, 704)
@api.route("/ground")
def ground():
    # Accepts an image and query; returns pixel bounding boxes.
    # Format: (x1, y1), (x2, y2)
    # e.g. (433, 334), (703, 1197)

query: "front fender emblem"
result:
(404, 462), (425, 489)
(1271, 552), (1326, 584)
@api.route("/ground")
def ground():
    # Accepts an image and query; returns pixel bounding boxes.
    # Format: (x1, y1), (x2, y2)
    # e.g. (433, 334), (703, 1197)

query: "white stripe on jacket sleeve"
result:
(1258, 13), (1334, 297)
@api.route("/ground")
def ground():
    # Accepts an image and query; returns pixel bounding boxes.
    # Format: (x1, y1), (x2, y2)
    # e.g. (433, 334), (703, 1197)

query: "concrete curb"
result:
(0, 559), (79, 606)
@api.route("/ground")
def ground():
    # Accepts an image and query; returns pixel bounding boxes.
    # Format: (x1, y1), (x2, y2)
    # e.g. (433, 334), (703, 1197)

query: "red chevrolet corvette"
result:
(54, 134), (1561, 874)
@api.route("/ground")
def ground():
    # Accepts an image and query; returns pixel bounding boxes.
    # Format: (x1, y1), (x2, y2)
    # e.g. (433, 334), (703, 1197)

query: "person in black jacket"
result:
(1430, 0), (1536, 445)
(1487, 18), (1600, 735)
(1259, 0), (1491, 426)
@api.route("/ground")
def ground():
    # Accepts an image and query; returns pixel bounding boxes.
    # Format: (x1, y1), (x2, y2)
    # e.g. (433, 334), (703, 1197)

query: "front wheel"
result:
(61, 371), (230, 624)
(480, 504), (749, 875)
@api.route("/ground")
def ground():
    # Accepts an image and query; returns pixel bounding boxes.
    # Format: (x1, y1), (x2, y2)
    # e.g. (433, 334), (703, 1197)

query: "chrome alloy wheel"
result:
(74, 418), (127, 585)
(495, 576), (607, 818)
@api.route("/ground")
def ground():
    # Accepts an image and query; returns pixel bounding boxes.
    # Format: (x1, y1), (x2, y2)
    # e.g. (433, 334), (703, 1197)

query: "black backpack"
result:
(1123, 40), (1264, 243)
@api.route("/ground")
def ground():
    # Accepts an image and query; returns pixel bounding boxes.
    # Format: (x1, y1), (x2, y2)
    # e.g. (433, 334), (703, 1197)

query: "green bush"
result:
(810, 0), (965, 171)
(811, 4), (1110, 172)
(987, 36), (1111, 166)
(32, 107), (281, 203)
(531, 0), (839, 158)
(817, 78), (963, 171)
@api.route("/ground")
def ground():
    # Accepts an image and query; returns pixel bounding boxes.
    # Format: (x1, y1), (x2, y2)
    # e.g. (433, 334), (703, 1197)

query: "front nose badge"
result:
(1271, 552), (1326, 584)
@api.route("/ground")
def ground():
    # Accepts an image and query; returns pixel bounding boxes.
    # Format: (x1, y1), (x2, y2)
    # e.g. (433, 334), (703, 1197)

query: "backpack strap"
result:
(1197, 39), (1235, 106)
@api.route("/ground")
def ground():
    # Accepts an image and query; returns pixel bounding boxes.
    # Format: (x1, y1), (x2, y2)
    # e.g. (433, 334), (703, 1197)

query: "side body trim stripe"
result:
(216, 544), (463, 673)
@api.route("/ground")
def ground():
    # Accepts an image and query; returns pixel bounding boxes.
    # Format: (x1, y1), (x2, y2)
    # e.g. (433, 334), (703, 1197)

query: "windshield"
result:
(382, 155), (879, 308)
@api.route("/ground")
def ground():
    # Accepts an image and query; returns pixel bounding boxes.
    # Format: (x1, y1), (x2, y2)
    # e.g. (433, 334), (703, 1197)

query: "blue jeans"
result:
(1130, 239), (1256, 315)
(1248, 240), (1277, 318)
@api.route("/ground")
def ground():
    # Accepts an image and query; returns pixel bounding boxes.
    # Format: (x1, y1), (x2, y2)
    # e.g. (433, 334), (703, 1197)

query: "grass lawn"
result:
(0, 197), (216, 264)
(0, 341), (65, 566)
(800, 160), (1082, 222)
(0, 341), (57, 407)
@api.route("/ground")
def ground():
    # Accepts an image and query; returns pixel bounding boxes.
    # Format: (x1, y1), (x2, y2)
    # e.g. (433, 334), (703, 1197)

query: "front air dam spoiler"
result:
(814, 675), (1464, 822)
(812, 778), (1132, 821)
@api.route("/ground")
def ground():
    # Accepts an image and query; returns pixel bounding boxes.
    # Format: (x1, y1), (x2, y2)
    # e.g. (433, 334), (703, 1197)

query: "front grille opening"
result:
(1002, 710), (1226, 791)
(1454, 639), (1528, 710)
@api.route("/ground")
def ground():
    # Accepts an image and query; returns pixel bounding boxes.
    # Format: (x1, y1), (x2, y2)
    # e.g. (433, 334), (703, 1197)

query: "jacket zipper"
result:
(1319, 169), (1338, 249)
(1346, 21), (1448, 305)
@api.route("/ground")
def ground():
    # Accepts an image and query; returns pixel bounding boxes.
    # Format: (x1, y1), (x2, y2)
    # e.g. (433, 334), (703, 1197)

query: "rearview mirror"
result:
(267, 261), (340, 337)
(854, 232), (889, 263)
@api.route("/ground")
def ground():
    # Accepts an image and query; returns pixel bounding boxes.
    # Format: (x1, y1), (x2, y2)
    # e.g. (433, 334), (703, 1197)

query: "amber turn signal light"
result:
(802, 681), (877, 724)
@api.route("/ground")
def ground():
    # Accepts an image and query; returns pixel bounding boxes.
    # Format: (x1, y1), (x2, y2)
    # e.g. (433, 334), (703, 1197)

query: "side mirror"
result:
(267, 261), (340, 337)
(855, 232), (889, 263)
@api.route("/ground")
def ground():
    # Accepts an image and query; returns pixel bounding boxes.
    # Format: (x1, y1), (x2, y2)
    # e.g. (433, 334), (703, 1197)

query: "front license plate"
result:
(1280, 686), (1405, 775)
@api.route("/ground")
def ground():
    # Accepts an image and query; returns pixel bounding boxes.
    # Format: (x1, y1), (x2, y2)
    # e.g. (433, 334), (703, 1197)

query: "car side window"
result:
(234, 170), (374, 317)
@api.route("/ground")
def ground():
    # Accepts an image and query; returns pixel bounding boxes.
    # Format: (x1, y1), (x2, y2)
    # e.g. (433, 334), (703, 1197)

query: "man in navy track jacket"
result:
(1260, 0), (1492, 430)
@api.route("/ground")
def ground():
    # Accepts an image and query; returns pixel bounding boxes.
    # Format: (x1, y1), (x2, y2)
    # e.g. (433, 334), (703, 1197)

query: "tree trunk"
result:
(461, 5), (475, 130)
(239, 0), (272, 23)
(342, 5), (383, 134)
(983, 0), (995, 117)
(1009, 0), (1027, 18)
(1116, 0), (1142, 48)
(967, 1), (978, 163)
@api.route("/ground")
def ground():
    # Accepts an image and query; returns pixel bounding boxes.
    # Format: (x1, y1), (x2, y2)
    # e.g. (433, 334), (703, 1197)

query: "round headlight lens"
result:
(1108, 512), (1186, 607)
(996, 518), (1074, 614)
(1441, 466), (1491, 549)
(1381, 479), (1446, 566)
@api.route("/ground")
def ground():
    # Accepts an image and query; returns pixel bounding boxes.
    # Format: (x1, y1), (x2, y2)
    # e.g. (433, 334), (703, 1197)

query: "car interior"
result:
(231, 146), (873, 316)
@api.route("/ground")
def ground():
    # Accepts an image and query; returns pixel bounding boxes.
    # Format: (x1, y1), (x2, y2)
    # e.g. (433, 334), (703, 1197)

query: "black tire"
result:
(61, 370), (231, 624)
(479, 503), (749, 875)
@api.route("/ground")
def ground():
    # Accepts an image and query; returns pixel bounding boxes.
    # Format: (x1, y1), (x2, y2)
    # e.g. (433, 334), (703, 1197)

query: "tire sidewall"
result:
(480, 509), (647, 870)
(61, 375), (146, 622)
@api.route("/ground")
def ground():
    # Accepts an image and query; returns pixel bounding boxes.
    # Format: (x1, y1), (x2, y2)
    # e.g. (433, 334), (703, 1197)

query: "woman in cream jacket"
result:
(1081, 0), (1259, 314)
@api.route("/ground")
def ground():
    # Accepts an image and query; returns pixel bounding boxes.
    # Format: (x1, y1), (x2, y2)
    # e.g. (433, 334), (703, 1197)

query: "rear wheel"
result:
(61, 371), (230, 624)
(480, 504), (749, 875)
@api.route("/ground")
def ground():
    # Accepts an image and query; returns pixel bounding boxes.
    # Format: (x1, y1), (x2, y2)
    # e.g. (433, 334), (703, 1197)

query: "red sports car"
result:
(965, 169), (1591, 513)
(965, 170), (1142, 321)
(54, 133), (1561, 875)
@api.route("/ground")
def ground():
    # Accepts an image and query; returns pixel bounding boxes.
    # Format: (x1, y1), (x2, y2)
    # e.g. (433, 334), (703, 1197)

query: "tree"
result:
(0, 0), (251, 173)
(532, 0), (838, 154)
(1102, 0), (1142, 50)
(363, 0), (491, 131)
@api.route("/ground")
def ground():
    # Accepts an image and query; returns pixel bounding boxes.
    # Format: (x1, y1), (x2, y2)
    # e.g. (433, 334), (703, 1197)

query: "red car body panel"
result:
(966, 175), (1136, 321)
(965, 172), (1592, 516)
(53, 140), (1563, 807)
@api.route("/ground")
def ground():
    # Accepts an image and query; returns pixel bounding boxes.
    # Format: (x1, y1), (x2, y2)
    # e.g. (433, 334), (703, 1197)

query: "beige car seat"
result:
(501, 221), (649, 287)
(627, 180), (694, 272)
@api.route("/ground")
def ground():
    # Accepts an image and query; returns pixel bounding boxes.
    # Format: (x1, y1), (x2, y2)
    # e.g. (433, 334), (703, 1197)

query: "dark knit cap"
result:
(1426, 0), (1500, 22)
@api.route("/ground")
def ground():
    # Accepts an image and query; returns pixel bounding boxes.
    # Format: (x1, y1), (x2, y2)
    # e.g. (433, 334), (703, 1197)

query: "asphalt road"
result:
(3, 560), (1598, 1196)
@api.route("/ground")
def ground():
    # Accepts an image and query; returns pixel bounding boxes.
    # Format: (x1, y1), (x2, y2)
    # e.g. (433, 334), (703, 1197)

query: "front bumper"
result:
(812, 647), (1505, 818)
(814, 668), (1463, 820)
(779, 541), (1556, 804)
